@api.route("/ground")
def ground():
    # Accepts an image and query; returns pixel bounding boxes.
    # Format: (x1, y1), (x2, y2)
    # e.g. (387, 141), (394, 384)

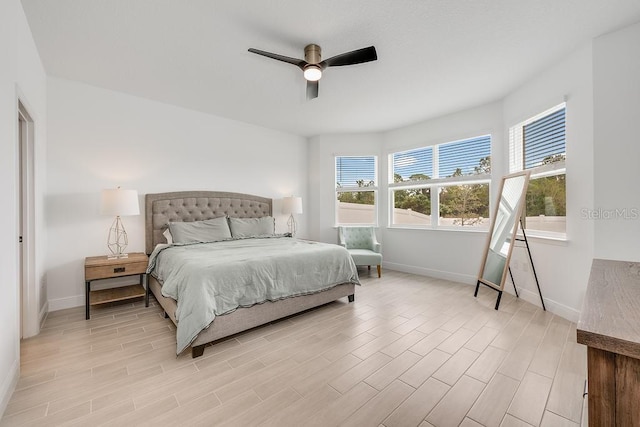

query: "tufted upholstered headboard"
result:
(145, 191), (273, 254)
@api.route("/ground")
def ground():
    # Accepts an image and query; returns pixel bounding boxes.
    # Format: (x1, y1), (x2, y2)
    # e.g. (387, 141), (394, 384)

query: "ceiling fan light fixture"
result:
(248, 44), (377, 99)
(303, 65), (322, 81)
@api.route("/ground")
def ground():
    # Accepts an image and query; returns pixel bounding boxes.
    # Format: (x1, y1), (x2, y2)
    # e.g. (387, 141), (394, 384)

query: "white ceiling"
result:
(21, 0), (640, 137)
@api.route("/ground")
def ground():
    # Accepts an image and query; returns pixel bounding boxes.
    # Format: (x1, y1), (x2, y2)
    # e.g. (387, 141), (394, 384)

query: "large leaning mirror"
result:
(475, 171), (530, 309)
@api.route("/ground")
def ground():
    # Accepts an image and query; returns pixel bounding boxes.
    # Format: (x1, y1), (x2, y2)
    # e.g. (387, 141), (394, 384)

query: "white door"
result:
(18, 101), (36, 338)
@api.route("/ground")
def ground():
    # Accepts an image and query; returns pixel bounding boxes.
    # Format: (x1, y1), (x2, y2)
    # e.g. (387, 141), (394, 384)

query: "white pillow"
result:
(228, 216), (275, 238)
(163, 228), (173, 245)
(168, 217), (232, 244)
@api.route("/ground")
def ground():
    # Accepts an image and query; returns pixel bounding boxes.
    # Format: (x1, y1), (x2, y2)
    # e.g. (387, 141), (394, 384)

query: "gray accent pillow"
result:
(168, 217), (232, 244)
(228, 216), (275, 238)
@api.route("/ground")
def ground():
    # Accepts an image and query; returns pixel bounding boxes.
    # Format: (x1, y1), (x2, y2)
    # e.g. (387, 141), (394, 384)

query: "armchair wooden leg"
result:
(377, 265), (381, 278)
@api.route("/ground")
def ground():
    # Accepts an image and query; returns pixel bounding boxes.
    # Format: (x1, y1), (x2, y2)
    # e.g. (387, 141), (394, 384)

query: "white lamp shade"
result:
(100, 188), (140, 216)
(282, 196), (303, 215)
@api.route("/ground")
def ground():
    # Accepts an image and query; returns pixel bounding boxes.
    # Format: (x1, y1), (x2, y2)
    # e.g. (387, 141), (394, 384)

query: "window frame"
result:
(388, 134), (492, 231)
(334, 155), (379, 226)
(509, 103), (567, 240)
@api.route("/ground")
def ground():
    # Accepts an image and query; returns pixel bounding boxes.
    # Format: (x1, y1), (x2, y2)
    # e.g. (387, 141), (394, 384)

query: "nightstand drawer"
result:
(85, 261), (148, 281)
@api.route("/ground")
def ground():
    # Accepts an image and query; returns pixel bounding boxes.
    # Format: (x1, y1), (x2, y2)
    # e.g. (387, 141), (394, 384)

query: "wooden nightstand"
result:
(84, 252), (148, 319)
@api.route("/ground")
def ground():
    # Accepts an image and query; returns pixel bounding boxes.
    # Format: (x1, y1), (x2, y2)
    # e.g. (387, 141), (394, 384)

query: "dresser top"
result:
(577, 258), (640, 359)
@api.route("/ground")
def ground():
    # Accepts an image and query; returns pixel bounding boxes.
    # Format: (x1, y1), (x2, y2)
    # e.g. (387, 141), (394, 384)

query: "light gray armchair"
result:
(338, 226), (383, 278)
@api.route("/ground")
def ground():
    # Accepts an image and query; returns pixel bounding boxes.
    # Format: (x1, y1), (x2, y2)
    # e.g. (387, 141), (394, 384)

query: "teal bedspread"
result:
(147, 237), (360, 354)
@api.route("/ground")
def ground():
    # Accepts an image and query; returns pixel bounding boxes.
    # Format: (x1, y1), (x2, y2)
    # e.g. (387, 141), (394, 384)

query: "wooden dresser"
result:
(577, 259), (640, 426)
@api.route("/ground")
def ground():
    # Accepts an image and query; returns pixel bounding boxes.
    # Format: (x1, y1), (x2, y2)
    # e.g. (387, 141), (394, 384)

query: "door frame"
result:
(17, 94), (39, 338)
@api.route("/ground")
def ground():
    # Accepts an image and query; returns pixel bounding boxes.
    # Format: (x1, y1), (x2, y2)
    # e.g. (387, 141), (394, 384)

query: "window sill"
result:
(385, 226), (568, 243)
(387, 225), (489, 234)
(517, 232), (568, 246)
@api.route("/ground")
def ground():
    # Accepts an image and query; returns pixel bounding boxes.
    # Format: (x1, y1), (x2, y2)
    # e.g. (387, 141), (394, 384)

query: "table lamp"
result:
(100, 187), (140, 259)
(282, 196), (303, 237)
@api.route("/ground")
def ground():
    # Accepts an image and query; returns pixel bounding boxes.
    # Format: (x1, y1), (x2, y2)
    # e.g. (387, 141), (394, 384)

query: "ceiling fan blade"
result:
(320, 46), (377, 68)
(248, 48), (307, 69)
(306, 80), (319, 100)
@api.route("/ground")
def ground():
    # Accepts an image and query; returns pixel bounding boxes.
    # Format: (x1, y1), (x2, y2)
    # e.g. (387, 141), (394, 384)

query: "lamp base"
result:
(107, 216), (130, 259)
(287, 214), (298, 237)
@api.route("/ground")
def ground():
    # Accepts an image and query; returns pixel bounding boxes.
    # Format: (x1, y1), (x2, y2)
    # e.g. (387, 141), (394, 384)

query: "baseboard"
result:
(383, 262), (580, 323)
(0, 359), (19, 419)
(513, 287), (580, 323)
(48, 267), (581, 322)
(48, 294), (84, 312)
(383, 261), (477, 285)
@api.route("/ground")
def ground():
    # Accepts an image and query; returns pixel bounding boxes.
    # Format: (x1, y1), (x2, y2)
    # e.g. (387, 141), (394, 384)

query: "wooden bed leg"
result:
(192, 345), (205, 358)
(348, 294), (355, 303)
(163, 311), (169, 319)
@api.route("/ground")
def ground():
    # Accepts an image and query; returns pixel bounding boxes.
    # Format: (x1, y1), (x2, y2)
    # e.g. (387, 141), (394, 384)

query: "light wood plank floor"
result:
(2, 270), (587, 426)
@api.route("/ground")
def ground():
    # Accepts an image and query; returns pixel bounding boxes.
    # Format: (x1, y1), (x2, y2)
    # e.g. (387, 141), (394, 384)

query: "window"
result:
(391, 147), (433, 226)
(335, 156), (377, 225)
(390, 135), (491, 229)
(509, 104), (566, 237)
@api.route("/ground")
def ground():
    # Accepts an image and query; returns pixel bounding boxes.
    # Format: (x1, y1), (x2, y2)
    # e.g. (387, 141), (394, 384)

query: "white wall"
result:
(503, 43), (594, 321)
(0, 0), (47, 416)
(41, 18), (635, 323)
(46, 78), (307, 310)
(308, 132), (384, 243)
(593, 21), (640, 261)
(307, 103), (503, 285)
(307, 42), (598, 322)
(380, 102), (504, 284)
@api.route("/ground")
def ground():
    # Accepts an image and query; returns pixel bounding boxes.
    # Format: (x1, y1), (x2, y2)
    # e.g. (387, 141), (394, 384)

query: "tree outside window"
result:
(390, 135), (491, 229)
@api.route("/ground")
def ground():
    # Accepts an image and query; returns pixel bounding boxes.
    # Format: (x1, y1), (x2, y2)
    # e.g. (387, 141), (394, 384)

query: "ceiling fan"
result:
(248, 44), (377, 100)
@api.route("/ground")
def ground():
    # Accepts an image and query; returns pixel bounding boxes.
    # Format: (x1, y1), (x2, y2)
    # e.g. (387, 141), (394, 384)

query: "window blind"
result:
(523, 107), (565, 169)
(335, 156), (376, 188)
(438, 135), (491, 177)
(392, 147), (433, 181)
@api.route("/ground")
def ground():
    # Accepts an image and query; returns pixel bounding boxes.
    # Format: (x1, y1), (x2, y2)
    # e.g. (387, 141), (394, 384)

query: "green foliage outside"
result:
(338, 156), (494, 226)
(337, 179), (375, 205)
(440, 181), (490, 226)
(393, 173), (431, 215)
(525, 154), (566, 218)
(394, 156), (491, 226)
(337, 153), (566, 227)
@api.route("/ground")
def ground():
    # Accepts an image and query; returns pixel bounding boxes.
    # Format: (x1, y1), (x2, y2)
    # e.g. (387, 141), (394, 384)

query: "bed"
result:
(145, 191), (358, 358)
